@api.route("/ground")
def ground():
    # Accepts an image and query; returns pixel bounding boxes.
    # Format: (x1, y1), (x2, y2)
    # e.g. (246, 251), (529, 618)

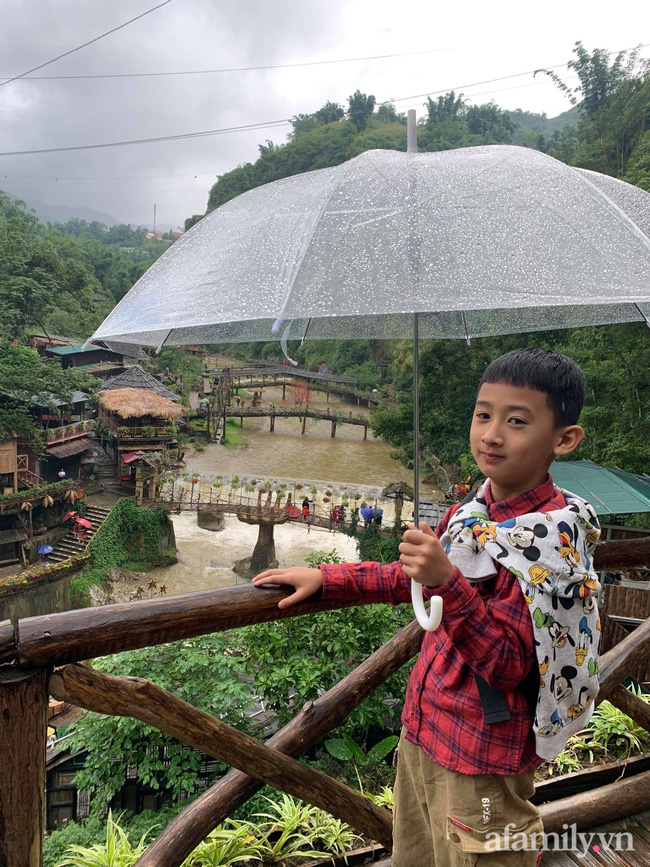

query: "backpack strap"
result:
(474, 667), (539, 725)
(473, 674), (511, 724)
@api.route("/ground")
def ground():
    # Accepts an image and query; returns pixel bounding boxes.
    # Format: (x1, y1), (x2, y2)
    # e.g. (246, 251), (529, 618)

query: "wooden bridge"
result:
(226, 405), (371, 437)
(213, 366), (382, 406)
(2, 538), (650, 865)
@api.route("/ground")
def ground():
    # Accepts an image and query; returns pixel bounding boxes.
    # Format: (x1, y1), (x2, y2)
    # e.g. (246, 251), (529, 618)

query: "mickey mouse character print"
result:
(440, 484), (601, 760)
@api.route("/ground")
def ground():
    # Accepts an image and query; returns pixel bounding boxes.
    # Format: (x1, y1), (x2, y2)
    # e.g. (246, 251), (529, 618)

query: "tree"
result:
(184, 214), (203, 231)
(0, 341), (100, 448)
(346, 90), (376, 132)
(425, 91), (464, 125)
(376, 102), (406, 124)
(624, 129), (650, 191)
(66, 634), (256, 808)
(314, 101), (345, 124)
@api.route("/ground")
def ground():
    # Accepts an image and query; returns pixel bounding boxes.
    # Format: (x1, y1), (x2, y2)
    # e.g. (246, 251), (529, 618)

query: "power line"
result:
(0, 119), (291, 157)
(0, 0), (173, 89)
(1, 43), (647, 159)
(385, 42), (650, 104)
(0, 46), (449, 82)
(1, 169), (220, 180)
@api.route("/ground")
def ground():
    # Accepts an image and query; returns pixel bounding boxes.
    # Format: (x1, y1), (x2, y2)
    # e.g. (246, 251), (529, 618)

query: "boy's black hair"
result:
(479, 348), (585, 427)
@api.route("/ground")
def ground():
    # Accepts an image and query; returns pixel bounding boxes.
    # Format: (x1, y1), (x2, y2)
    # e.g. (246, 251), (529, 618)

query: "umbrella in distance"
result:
(36, 544), (54, 563)
(85, 126), (650, 629)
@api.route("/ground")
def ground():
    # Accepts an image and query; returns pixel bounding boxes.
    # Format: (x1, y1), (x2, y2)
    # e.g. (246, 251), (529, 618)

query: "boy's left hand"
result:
(399, 522), (455, 588)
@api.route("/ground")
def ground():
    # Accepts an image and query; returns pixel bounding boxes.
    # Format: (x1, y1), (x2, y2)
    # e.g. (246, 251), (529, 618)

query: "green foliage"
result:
(183, 820), (264, 866)
(71, 499), (175, 606)
(367, 785), (394, 811)
(44, 815), (107, 867)
(0, 340), (100, 447)
(66, 633), (255, 807)
(44, 804), (192, 867)
(347, 90), (376, 132)
(0, 194), (169, 342)
(244, 602), (412, 734)
(324, 731), (399, 789)
(55, 810), (151, 866)
(50, 795), (366, 866)
(343, 524), (401, 566)
(547, 690), (650, 776)
(304, 549), (343, 567)
(156, 346), (203, 392)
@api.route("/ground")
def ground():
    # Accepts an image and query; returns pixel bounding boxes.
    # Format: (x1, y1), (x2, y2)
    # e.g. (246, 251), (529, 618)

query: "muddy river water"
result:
(153, 381), (439, 595)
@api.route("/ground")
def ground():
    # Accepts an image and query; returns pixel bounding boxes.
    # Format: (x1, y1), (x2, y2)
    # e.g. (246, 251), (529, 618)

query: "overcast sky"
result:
(1, 0), (648, 228)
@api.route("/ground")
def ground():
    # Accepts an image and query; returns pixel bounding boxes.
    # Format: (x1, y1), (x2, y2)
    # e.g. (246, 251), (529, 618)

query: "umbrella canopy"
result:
(36, 544), (54, 555)
(87, 145), (650, 349)
(62, 511), (77, 521)
(74, 518), (93, 529)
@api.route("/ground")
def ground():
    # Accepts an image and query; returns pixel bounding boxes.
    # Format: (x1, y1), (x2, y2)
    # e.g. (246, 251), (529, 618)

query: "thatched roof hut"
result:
(102, 365), (180, 401)
(99, 388), (185, 420)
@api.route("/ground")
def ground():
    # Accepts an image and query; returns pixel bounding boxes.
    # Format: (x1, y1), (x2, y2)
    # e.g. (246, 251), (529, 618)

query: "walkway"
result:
(226, 405), (370, 437)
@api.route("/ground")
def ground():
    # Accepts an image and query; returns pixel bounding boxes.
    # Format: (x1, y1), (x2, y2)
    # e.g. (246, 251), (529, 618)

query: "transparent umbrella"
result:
(85, 120), (650, 629)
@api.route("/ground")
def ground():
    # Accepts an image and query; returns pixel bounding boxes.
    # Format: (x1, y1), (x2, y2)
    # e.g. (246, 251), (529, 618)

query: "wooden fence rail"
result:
(1, 535), (650, 866)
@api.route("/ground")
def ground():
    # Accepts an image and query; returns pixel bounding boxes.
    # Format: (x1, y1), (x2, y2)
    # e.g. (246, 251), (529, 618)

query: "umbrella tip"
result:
(80, 338), (93, 351)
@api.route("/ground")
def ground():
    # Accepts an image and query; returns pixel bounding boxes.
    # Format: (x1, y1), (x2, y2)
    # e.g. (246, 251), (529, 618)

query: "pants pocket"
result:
(447, 814), (544, 858)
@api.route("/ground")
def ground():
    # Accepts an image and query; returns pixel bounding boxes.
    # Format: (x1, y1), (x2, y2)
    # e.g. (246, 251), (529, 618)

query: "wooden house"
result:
(97, 387), (184, 484)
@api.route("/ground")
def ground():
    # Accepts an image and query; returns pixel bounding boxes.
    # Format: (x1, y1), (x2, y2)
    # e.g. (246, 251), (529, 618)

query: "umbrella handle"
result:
(411, 579), (443, 631)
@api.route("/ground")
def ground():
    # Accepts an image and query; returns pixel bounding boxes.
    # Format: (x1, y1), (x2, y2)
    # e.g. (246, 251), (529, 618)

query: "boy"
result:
(253, 348), (601, 867)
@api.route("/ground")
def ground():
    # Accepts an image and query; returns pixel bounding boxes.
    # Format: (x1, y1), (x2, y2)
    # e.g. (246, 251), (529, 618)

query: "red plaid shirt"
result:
(321, 476), (567, 775)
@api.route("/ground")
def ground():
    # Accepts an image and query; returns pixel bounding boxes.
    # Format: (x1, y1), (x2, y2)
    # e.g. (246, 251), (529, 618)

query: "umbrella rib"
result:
(575, 169), (650, 252)
(272, 160), (355, 330)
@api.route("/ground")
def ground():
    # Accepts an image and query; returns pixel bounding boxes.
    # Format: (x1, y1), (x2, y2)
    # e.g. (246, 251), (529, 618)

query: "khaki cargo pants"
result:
(392, 731), (543, 867)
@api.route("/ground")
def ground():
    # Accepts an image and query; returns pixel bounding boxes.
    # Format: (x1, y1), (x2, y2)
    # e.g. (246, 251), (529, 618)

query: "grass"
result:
(223, 419), (248, 450)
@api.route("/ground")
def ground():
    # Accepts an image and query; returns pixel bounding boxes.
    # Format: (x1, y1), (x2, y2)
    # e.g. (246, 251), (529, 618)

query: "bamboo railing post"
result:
(598, 615), (650, 699)
(0, 666), (48, 867)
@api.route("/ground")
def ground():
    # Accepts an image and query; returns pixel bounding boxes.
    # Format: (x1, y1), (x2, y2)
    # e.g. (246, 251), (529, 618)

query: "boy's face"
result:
(470, 381), (583, 502)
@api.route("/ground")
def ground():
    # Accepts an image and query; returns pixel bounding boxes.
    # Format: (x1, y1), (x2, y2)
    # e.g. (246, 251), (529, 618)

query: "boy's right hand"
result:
(252, 567), (323, 608)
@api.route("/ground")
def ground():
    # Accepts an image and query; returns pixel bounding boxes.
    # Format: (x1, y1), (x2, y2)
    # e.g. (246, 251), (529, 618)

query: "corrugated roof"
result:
(46, 437), (93, 459)
(0, 527), (28, 544)
(45, 344), (92, 355)
(95, 340), (146, 360)
(101, 366), (180, 401)
(551, 460), (650, 515)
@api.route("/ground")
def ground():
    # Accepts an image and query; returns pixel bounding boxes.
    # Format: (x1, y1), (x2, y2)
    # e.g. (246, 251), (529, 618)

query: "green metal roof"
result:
(45, 344), (88, 355)
(550, 460), (650, 516)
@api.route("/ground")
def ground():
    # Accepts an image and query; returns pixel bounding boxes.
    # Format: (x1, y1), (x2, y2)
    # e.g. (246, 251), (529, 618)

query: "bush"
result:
(71, 499), (175, 606)
(43, 816), (106, 867)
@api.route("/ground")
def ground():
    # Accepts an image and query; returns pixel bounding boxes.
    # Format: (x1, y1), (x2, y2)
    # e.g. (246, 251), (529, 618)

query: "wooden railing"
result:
(45, 420), (93, 444)
(101, 416), (176, 439)
(1, 536), (650, 866)
(16, 453), (43, 489)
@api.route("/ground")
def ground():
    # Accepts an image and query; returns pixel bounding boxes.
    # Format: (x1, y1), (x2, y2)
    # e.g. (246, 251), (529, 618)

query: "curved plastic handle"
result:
(411, 579), (443, 631)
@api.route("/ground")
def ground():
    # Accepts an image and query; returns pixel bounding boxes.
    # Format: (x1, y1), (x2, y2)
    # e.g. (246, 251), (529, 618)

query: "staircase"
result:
(48, 505), (112, 564)
(16, 455), (44, 489)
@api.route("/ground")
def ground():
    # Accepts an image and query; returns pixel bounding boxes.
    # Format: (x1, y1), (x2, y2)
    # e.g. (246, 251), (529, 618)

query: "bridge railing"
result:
(2, 537), (650, 866)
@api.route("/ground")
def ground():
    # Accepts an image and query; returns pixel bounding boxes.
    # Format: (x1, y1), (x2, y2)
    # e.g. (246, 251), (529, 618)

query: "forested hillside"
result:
(0, 193), (171, 341)
(205, 44), (650, 211)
